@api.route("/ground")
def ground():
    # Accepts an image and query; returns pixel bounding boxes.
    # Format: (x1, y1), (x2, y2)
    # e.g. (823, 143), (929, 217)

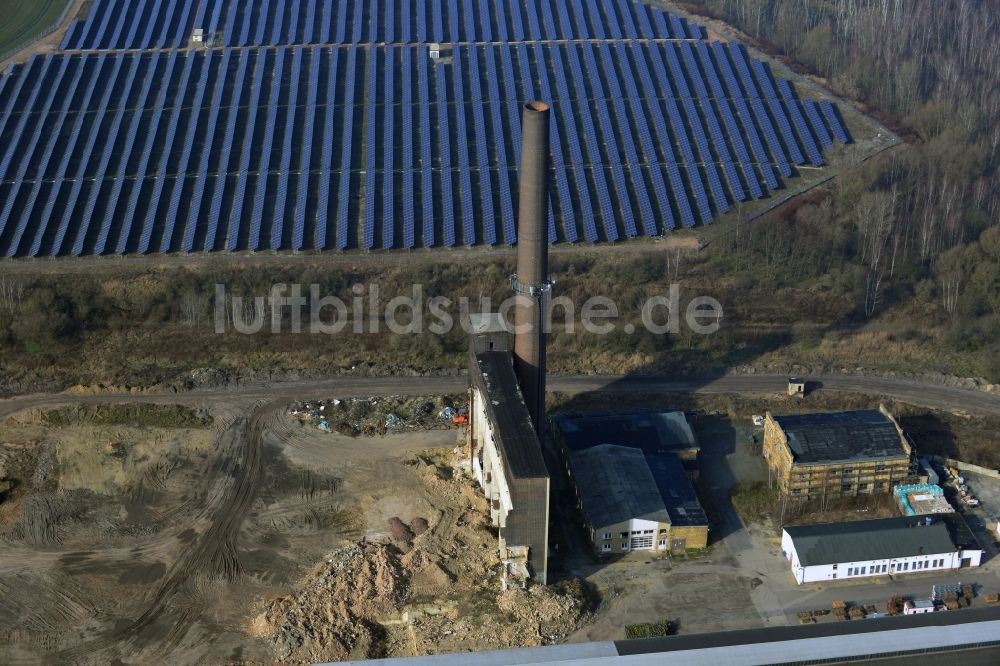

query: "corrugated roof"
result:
(774, 409), (907, 464)
(569, 445), (671, 529)
(472, 351), (548, 479)
(784, 515), (964, 566)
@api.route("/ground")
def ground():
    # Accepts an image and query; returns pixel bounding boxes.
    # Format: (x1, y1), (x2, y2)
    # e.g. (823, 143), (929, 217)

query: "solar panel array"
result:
(1, 0), (851, 256)
(62, 0), (706, 49)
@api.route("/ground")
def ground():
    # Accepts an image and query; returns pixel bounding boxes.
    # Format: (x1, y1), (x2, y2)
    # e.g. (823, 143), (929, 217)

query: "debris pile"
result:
(251, 542), (409, 662)
(251, 450), (595, 662)
(289, 395), (468, 437)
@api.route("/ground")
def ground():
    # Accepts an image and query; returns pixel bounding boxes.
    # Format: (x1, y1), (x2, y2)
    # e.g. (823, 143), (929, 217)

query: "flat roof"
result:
(783, 514), (975, 567)
(555, 411), (698, 455)
(337, 607), (1000, 665)
(472, 351), (547, 479)
(773, 409), (907, 464)
(569, 445), (671, 529)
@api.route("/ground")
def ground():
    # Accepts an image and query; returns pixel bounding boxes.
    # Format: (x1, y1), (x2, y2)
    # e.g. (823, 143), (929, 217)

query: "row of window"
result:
(602, 539), (668, 552)
(838, 558), (947, 577)
(602, 528), (666, 540)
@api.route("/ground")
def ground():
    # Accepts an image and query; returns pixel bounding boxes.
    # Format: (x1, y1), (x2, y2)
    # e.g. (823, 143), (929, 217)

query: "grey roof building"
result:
(568, 445), (672, 529)
(784, 517), (958, 567)
(781, 514), (983, 584)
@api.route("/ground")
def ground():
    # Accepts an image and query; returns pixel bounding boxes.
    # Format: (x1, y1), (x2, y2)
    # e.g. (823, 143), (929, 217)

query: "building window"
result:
(603, 533), (612, 540)
(832, 573), (837, 579)
(847, 567), (853, 576)
(882, 564), (888, 573)
(792, 488), (801, 494)
(620, 532), (628, 539)
(602, 544), (611, 552)
(901, 562), (908, 571)
(832, 564), (838, 570)
(643, 530), (654, 534)
(841, 483), (853, 491)
(659, 528), (667, 535)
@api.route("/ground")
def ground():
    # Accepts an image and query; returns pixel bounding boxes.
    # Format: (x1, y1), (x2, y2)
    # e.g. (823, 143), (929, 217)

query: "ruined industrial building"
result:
(467, 101), (553, 587)
(763, 406), (915, 499)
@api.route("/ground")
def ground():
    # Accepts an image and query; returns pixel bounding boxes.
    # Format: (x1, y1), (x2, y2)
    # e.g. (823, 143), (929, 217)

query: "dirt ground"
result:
(0, 401), (593, 664)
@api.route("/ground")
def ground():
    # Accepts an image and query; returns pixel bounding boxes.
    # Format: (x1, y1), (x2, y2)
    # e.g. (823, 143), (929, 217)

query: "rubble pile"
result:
(251, 542), (410, 661)
(251, 450), (596, 662)
(289, 395), (467, 437)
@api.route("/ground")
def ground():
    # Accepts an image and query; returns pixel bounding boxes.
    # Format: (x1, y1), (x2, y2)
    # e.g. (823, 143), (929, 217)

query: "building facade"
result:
(763, 406), (913, 498)
(469, 344), (550, 587)
(781, 515), (982, 585)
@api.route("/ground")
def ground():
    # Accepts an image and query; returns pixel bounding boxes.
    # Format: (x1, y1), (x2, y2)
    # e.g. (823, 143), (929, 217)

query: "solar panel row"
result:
(62, 0), (709, 49)
(0, 33), (846, 256)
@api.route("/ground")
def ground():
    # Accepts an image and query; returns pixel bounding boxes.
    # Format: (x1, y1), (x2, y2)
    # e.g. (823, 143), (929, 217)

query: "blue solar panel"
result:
(27, 54), (107, 256)
(494, 48), (517, 244)
(631, 1), (655, 39)
(6, 55), (90, 256)
(662, 43), (730, 215)
(248, 45), (285, 247)
(286, 0), (301, 43)
(302, 0), (316, 43)
(336, 47), (358, 249)
(583, 45), (636, 237)
(401, 49), (415, 249)
(711, 42), (779, 191)
(541, 44), (597, 241)
(803, 99), (833, 149)
(91, 53), (159, 254)
(524, 0), (542, 40)
(435, 49), (455, 247)
(618, 0), (640, 39)
(50, 53), (127, 255)
(184, 49), (233, 252)
(416, 0), (427, 42)
(696, 42), (761, 199)
(225, 48), (267, 251)
(172, 0), (197, 46)
(363, 47), (378, 248)
(269, 46), (302, 250)
(432, 0), (443, 42)
(292, 47), (320, 250)
(73, 58), (133, 253)
(777, 78), (824, 166)
(613, 44), (673, 232)
(157, 50), (213, 254)
(382, 47), (395, 249)
(584, 0), (605, 39)
(648, 45), (712, 224)
(154, 0), (180, 48)
(137, 50), (197, 255)
(468, 48), (495, 245)
(484, 47), (513, 245)
(681, 42), (745, 203)
(753, 60), (805, 166)
(629, 45), (696, 228)
(418, 50), (434, 247)
(821, 100), (850, 143)
(0, 56), (75, 254)
(401, 0), (412, 42)
(61, 20), (80, 50)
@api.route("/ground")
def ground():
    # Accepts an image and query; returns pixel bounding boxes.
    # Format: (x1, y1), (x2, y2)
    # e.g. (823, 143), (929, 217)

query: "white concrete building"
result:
(781, 514), (982, 585)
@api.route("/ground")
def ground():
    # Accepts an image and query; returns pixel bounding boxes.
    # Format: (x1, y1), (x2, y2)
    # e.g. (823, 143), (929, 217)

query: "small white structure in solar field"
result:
(191, 29), (204, 44)
(429, 43), (441, 58)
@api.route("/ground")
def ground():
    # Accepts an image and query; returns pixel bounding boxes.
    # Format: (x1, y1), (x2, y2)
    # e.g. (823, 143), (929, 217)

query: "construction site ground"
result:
(2, 379), (1000, 663)
(0, 399), (595, 664)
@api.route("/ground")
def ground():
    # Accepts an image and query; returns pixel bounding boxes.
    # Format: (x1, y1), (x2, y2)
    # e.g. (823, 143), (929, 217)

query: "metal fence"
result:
(0, 1), (77, 66)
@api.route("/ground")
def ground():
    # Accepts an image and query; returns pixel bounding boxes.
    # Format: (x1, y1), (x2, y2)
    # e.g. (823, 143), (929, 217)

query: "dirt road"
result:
(1, 373), (997, 419)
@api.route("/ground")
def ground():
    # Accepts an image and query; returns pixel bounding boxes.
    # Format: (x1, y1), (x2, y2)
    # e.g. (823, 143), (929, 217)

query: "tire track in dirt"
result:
(53, 401), (280, 662)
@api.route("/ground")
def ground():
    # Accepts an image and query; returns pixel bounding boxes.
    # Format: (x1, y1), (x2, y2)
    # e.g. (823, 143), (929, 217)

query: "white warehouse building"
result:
(782, 514), (982, 585)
